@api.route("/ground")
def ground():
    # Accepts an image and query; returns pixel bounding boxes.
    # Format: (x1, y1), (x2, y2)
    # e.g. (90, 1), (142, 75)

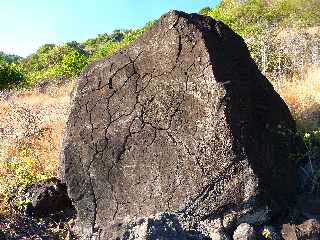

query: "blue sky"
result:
(1, 0), (218, 57)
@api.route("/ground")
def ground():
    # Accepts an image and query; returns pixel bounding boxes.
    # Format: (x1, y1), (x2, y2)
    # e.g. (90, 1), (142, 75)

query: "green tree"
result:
(199, 6), (211, 15)
(0, 51), (22, 64)
(61, 50), (88, 76)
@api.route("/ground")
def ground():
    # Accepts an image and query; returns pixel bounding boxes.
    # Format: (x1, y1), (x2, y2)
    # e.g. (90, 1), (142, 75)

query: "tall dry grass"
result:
(0, 82), (74, 214)
(273, 66), (320, 131)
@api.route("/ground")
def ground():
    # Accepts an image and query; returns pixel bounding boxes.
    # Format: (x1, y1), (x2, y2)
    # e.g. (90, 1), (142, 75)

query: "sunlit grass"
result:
(272, 67), (320, 131)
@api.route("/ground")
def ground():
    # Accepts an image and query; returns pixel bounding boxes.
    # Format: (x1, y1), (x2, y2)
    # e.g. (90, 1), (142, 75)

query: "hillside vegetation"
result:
(1, 0), (319, 91)
(202, 0), (320, 131)
(0, 22), (155, 90)
(0, 0), (320, 228)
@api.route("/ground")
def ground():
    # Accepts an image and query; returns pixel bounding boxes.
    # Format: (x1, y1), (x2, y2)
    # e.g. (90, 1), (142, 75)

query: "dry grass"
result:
(0, 81), (74, 214)
(272, 66), (320, 131)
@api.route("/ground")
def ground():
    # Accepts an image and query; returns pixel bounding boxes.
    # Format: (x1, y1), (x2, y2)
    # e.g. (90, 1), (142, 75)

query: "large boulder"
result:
(60, 10), (304, 239)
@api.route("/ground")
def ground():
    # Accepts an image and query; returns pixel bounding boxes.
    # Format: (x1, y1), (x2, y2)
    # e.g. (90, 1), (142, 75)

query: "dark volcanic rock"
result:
(60, 10), (304, 239)
(106, 212), (207, 240)
(11, 177), (73, 217)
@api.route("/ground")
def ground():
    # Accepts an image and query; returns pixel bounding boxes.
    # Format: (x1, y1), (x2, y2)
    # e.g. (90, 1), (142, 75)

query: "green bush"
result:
(61, 50), (88, 76)
(19, 44), (89, 86)
(0, 60), (25, 90)
(90, 29), (144, 61)
(90, 41), (121, 60)
(199, 6), (211, 15)
(0, 51), (21, 64)
(24, 64), (65, 87)
(304, 129), (320, 161)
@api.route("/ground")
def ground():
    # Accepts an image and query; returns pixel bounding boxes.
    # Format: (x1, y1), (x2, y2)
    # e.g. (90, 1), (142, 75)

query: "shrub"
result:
(0, 125), (61, 213)
(91, 41), (121, 60)
(302, 128), (320, 192)
(0, 52), (21, 64)
(199, 6), (211, 15)
(0, 60), (25, 90)
(61, 50), (88, 77)
(304, 128), (320, 161)
(90, 30), (143, 61)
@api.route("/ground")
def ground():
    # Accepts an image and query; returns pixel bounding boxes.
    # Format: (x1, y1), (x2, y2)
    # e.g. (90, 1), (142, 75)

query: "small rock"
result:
(200, 218), (231, 240)
(297, 219), (320, 239)
(16, 177), (73, 216)
(282, 219), (320, 240)
(233, 223), (255, 240)
(281, 224), (298, 240)
(222, 211), (237, 232)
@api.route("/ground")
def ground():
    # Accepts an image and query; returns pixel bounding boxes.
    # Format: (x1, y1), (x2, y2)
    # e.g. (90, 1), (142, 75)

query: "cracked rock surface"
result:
(60, 10), (304, 239)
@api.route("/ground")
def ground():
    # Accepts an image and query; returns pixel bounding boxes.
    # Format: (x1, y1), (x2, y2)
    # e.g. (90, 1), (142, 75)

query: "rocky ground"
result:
(2, 206), (319, 240)
(0, 210), (75, 240)
(0, 178), (76, 240)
